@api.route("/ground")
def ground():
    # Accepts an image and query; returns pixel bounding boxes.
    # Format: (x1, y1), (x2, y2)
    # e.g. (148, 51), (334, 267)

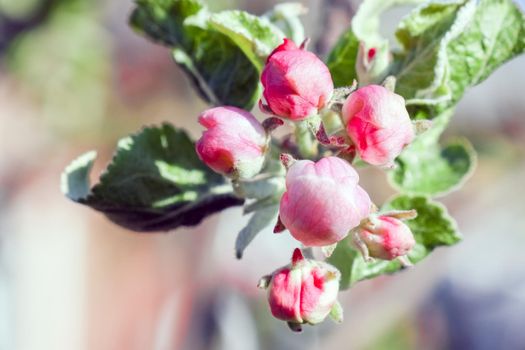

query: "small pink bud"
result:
(260, 38), (334, 121)
(342, 85), (415, 167)
(279, 157), (372, 246)
(356, 42), (390, 85)
(196, 106), (268, 179)
(262, 248), (341, 327)
(357, 216), (416, 260)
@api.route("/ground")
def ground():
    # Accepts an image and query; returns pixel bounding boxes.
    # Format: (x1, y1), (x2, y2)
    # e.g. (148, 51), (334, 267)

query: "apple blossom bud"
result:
(342, 85), (415, 167)
(279, 156), (371, 246)
(355, 215), (416, 261)
(259, 248), (341, 330)
(196, 106), (268, 179)
(260, 38), (334, 121)
(356, 41), (390, 85)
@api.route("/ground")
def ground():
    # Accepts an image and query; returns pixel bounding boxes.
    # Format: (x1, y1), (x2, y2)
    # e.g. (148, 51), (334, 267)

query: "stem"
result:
(294, 120), (318, 159)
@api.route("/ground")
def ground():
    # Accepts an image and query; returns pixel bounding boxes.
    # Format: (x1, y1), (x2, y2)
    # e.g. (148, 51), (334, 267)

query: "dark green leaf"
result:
(171, 29), (261, 109)
(328, 195), (461, 289)
(61, 124), (243, 232)
(327, 30), (359, 87)
(130, 0), (262, 109)
(129, 0), (204, 46)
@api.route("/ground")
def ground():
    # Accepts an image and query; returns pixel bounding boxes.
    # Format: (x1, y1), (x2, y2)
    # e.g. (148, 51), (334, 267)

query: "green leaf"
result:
(263, 2), (306, 45)
(130, 0), (261, 109)
(393, 0), (474, 107)
(388, 110), (477, 197)
(235, 205), (279, 259)
(446, 0), (525, 104)
(393, 0), (525, 111)
(328, 195), (461, 289)
(390, 138), (476, 197)
(383, 196), (461, 246)
(353, 0), (427, 45)
(172, 26), (261, 109)
(209, 10), (285, 70)
(327, 0), (425, 87)
(326, 236), (359, 289)
(129, 0), (204, 46)
(327, 30), (359, 87)
(236, 176), (285, 200)
(61, 124), (243, 232)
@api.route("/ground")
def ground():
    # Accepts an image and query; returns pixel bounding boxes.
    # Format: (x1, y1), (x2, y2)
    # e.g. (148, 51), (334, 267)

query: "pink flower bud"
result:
(357, 216), (415, 260)
(279, 157), (371, 246)
(261, 248), (341, 328)
(195, 106), (268, 179)
(260, 39), (334, 121)
(342, 85), (415, 167)
(355, 42), (390, 85)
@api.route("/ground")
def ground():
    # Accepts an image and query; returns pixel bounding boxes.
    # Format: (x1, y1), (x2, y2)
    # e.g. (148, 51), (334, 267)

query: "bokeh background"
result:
(1, 0), (525, 349)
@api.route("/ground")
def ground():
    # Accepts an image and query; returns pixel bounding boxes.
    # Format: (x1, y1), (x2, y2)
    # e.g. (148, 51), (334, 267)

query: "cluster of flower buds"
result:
(193, 38), (420, 329)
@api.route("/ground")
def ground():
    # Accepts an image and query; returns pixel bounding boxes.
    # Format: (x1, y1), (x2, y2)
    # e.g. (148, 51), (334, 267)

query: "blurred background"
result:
(1, 0), (525, 349)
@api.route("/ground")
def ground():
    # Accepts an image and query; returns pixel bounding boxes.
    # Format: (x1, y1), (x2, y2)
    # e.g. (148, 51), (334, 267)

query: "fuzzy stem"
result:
(295, 120), (318, 159)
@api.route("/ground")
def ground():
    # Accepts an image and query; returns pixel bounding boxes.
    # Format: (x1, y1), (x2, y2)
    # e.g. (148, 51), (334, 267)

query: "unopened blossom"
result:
(355, 42), (390, 85)
(195, 106), (268, 179)
(279, 156), (371, 246)
(355, 215), (416, 261)
(259, 248), (342, 330)
(342, 85), (414, 167)
(260, 38), (334, 121)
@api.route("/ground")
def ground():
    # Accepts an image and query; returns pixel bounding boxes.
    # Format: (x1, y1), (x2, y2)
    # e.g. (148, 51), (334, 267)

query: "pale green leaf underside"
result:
(235, 205), (279, 259)
(328, 195), (461, 290)
(209, 10), (285, 70)
(61, 124), (243, 232)
(61, 150), (97, 201)
(353, 0), (427, 45)
(263, 2), (306, 45)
